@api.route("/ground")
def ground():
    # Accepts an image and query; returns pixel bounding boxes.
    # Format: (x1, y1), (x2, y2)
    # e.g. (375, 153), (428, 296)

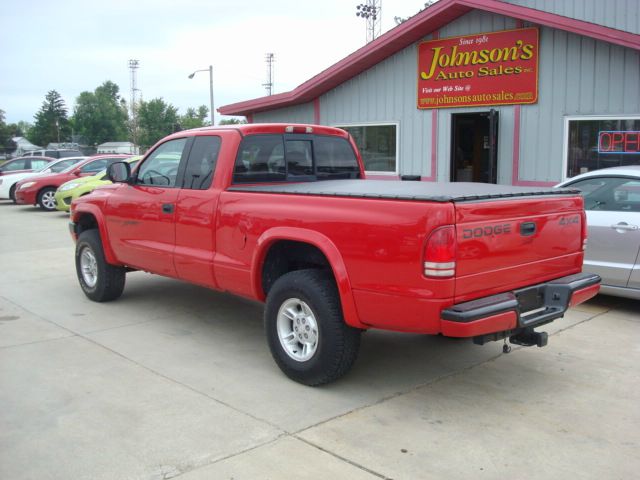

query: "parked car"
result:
(15, 155), (131, 211)
(0, 157), (86, 203)
(0, 156), (55, 176)
(22, 149), (84, 159)
(55, 156), (141, 212)
(556, 165), (640, 299)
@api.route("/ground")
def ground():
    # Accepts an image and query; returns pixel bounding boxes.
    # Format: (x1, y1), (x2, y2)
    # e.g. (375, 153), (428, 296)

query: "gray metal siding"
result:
(504, 0), (640, 34)
(253, 103), (314, 124)
(438, 7), (517, 36)
(518, 27), (640, 182)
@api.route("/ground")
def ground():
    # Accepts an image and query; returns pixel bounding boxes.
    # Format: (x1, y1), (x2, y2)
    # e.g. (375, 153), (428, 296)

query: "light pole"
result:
(356, 1), (381, 43)
(188, 65), (214, 126)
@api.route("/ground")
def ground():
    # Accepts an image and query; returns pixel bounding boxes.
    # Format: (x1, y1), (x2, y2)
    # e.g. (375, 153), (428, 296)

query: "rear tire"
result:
(37, 187), (57, 211)
(9, 184), (17, 204)
(265, 269), (361, 386)
(75, 230), (126, 302)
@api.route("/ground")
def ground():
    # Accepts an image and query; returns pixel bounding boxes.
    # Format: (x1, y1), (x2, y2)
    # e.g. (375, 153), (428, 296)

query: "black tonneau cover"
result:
(228, 180), (579, 202)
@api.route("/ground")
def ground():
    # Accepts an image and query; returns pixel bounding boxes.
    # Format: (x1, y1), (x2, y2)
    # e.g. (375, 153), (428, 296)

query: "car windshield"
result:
(60, 161), (85, 173)
(52, 157), (85, 172)
(37, 158), (77, 173)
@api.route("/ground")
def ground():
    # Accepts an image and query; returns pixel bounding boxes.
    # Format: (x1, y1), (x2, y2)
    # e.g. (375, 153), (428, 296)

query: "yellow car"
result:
(55, 156), (141, 212)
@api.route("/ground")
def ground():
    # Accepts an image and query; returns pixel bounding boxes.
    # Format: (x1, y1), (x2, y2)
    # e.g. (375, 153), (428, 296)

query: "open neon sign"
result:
(598, 131), (640, 154)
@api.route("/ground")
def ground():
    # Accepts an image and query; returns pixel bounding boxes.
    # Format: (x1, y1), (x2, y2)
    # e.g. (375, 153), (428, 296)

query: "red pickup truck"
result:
(69, 124), (600, 385)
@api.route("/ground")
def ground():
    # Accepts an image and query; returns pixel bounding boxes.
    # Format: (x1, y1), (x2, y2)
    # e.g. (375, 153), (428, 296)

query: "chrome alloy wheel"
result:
(41, 190), (57, 210)
(277, 298), (319, 362)
(80, 247), (98, 288)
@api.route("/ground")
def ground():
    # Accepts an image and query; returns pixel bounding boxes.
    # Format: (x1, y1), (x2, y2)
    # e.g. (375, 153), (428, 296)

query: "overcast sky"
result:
(1, 0), (427, 124)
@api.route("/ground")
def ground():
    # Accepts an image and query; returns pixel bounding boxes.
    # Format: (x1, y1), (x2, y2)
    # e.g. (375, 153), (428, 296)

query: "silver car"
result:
(557, 166), (640, 299)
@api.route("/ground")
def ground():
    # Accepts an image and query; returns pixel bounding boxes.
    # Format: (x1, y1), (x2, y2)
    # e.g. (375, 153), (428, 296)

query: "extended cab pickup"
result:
(69, 124), (600, 385)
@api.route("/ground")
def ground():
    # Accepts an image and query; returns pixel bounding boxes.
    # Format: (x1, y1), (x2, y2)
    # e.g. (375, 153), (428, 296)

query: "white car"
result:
(0, 157), (86, 203)
(557, 165), (640, 299)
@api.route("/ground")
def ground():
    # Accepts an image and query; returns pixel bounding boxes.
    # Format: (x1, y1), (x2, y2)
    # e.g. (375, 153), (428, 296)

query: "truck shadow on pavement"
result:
(86, 272), (632, 398)
(111, 273), (508, 390)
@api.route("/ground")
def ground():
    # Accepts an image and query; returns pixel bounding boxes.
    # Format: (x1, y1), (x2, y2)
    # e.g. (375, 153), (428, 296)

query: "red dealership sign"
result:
(417, 28), (539, 109)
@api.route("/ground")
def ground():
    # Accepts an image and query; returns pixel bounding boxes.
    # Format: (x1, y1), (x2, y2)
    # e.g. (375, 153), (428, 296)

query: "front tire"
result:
(265, 269), (361, 386)
(75, 230), (126, 302)
(9, 184), (17, 203)
(37, 187), (57, 211)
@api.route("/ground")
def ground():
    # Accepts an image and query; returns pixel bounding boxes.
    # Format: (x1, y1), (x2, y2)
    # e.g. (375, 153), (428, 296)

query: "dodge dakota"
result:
(69, 124), (600, 385)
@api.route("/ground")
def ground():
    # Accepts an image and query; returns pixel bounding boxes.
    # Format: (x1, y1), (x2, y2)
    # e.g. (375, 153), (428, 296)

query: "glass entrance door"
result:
(451, 111), (499, 183)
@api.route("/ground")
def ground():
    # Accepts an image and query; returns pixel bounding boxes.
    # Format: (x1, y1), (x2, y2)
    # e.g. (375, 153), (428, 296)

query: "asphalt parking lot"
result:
(1, 200), (638, 480)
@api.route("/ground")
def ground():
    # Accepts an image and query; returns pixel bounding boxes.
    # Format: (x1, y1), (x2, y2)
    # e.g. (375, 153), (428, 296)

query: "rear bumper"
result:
(440, 272), (600, 338)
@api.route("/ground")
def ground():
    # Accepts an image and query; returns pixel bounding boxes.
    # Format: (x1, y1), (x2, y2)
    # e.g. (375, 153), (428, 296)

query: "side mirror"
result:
(107, 162), (132, 183)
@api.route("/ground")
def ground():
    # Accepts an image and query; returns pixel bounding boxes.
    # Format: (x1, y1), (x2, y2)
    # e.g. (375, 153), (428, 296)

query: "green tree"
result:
(0, 109), (11, 155)
(29, 91), (71, 146)
(180, 105), (209, 130)
(0, 111), (31, 156)
(137, 98), (179, 148)
(73, 81), (129, 146)
(15, 121), (32, 138)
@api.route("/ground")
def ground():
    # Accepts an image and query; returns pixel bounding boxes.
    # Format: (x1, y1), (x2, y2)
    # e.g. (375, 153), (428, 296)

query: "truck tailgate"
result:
(454, 196), (584, 302)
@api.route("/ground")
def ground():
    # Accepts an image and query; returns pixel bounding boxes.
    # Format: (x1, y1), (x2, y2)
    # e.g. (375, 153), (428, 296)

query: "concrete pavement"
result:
(0, 201), (638, 479)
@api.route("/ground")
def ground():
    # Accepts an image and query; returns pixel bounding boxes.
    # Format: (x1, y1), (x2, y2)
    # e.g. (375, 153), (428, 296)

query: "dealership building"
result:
(219, 0), (640, 185)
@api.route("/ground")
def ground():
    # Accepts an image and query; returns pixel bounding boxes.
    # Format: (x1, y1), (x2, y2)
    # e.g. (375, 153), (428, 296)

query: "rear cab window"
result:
(232, 134), (360, 184)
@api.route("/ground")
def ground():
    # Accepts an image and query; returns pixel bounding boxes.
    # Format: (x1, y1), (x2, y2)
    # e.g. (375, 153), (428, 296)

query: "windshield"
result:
(60, 160), (85, 173)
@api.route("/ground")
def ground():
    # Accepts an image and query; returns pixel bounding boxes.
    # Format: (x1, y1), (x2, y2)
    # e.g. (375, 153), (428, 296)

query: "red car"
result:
(15, 154), (131, 211)
(0, 156), (56, 176)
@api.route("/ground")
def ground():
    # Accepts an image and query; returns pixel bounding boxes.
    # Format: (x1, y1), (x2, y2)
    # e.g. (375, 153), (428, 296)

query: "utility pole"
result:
(128, 59), (140, 146)
(263, 53), (275, 96)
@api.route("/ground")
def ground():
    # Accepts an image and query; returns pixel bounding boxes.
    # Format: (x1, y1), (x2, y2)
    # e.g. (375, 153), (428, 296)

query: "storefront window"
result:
(566, 117), (640, 178)
(339, 124), (397, 173)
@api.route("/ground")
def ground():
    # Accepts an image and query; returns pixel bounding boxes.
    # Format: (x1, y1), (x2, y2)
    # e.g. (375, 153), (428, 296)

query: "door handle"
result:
(611, 222), (638, 231)
(162, 203), (174, 214)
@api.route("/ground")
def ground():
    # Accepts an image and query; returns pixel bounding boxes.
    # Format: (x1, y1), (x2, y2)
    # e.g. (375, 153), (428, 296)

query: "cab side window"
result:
(136, 138), (187, 187)
(182, 136), (221, 190)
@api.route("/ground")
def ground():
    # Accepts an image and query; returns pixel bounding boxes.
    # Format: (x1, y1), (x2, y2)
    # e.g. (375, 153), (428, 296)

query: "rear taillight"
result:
(581, 210), (588, 251)
(423, 225), (456, 278)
